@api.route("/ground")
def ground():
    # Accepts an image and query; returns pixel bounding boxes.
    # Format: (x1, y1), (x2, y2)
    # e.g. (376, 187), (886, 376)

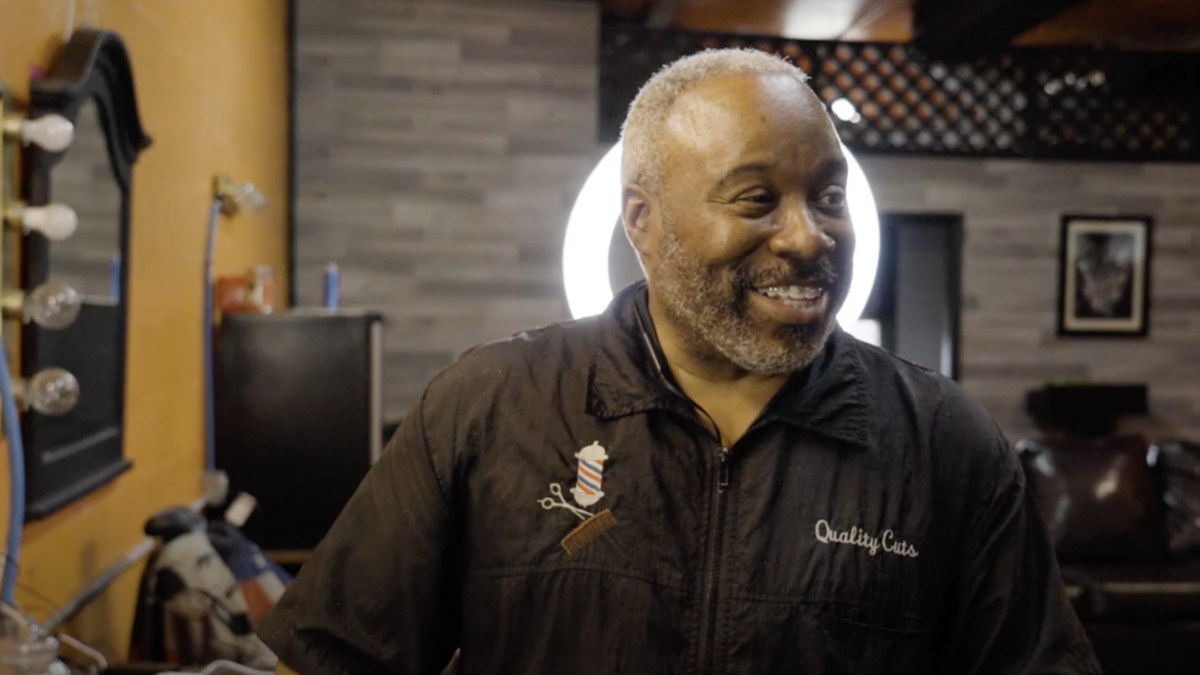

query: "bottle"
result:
(323, 263), (340, 310)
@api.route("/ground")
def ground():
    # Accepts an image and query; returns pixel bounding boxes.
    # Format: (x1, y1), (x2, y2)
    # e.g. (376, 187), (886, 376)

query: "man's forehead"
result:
(661, 73), (837, 166)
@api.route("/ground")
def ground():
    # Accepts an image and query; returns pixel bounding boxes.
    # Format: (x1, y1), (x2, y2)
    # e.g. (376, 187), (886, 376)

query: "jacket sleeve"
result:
(935, 398), (1102, 675)
(256, 388), (461, 675)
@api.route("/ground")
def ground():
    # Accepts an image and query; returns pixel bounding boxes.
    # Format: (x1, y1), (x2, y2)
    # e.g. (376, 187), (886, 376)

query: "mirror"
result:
(48, 101), (122, 301)
(19, 29), (150, 519)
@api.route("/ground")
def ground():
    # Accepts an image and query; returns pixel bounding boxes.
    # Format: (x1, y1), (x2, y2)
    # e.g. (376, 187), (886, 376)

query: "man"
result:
(258, 49), (1101, 674)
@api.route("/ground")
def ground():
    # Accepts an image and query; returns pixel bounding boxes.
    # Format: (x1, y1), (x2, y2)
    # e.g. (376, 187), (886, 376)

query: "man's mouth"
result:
(753, 284), (827, 308)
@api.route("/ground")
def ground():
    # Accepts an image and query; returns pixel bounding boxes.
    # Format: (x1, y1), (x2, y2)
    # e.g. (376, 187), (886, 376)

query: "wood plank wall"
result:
(294, 0), (599, 420)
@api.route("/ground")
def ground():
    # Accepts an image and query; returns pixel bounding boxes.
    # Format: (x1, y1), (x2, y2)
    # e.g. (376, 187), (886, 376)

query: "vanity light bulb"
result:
(22, 367), (80, 416)
(26, 280), (82, 330)
(232, 181), (267, 213)
(22, 203), (78, 241)
(21, 114), (74, 152)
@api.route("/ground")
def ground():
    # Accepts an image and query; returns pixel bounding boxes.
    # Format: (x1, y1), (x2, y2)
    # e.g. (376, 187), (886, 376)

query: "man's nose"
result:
(767, 204), (836, 261)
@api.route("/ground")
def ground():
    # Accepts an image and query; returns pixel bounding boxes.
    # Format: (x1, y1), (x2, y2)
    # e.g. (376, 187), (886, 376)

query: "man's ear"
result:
(622, 185), (658, 259)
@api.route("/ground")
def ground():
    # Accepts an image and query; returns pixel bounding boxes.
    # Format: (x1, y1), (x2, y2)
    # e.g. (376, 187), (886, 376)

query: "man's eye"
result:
(816, 187), (847, 209)
(739, 191), (775, 205)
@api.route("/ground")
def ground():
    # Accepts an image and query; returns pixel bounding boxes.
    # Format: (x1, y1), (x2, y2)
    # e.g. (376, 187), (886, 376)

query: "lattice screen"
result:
(600, 26), (1200, 162)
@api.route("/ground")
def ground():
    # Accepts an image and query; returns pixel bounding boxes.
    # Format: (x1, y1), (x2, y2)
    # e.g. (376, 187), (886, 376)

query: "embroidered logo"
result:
(814, 519), (919, 558)
(537, 442), (617, 556)
(570, 441), (608, 507)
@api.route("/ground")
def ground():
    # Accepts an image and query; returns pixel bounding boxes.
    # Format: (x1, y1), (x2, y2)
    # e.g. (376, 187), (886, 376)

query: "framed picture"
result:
(1057, 214), (1153, 337)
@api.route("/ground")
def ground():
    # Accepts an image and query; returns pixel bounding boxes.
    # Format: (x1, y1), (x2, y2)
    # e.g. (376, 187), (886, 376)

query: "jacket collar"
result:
(585, 282), (875, 451)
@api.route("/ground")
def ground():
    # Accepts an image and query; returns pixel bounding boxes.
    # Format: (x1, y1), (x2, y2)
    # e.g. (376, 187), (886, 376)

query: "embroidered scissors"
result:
(538, 483), (593, 520)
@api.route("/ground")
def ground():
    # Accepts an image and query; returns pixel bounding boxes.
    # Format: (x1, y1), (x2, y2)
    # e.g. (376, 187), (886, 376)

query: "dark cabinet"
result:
(214, 310), (383, 551)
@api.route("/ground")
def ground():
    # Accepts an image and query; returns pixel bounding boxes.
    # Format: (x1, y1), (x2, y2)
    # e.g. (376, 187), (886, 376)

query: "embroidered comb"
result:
(560, 509), (617, 555)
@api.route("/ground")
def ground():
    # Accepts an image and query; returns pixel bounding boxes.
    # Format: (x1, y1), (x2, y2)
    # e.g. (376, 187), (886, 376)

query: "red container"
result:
(215, 266), (277, 317)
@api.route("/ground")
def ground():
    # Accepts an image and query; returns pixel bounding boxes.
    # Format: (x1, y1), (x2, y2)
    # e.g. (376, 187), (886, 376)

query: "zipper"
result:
(697, 445), (730, 675)
(636, 313), (738, 674)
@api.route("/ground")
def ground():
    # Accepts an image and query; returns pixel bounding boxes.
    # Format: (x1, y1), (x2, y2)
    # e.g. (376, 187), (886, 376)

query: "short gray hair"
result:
(620, 48), (811, 196)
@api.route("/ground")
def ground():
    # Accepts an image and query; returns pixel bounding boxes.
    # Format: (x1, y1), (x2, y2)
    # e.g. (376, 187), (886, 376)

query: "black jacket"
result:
(257, 282), (1101, 675)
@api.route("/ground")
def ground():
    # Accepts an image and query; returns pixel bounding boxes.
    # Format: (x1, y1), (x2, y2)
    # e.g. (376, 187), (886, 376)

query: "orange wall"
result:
(0, 0), (289, 659)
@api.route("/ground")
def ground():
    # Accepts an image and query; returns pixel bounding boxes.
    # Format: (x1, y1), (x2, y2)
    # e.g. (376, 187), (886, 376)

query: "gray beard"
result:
(652, 219), (838, 376)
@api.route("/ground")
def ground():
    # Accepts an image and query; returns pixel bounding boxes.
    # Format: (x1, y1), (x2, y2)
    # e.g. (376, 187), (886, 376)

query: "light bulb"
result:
(20, 203), (78, 241)
(26, 280), (82, 329)
(21, 114), (74, 152)
(234, 182), (267, 213)
(19, 368), (80, 416)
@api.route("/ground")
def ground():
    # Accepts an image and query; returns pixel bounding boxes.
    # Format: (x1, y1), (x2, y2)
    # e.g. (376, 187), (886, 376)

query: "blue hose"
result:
(110, 254), (122, 301)
(203, 199), (220, 474)
(0, 344), (26, 606)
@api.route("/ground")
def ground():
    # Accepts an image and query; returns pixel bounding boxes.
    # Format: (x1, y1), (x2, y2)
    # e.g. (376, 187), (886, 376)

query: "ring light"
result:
(562, 141), (881, 327)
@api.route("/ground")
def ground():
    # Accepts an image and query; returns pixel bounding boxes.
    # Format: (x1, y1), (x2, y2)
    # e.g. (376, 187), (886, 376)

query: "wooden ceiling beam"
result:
(912, 0), (1087, 56)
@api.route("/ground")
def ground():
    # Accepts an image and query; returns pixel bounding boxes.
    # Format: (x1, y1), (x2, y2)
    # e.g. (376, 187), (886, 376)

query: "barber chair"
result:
(1017, 384), (1200, 675)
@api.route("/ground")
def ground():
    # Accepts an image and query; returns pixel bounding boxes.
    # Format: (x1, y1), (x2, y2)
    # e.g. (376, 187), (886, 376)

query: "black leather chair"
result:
(1018, 436), (1200, 675)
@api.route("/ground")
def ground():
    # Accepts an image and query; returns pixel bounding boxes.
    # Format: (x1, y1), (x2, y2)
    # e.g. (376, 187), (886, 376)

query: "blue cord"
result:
(0, 344), (26, 606)
(203, 199), (220, 474)
(110, 254), (122, 301)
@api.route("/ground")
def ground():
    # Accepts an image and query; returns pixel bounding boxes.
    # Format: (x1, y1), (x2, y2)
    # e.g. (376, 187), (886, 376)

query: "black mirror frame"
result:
(20, 29), (151, 519)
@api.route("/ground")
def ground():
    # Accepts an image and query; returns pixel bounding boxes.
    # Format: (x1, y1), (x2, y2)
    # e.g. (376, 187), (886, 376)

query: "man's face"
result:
(641, 73), (855, 375)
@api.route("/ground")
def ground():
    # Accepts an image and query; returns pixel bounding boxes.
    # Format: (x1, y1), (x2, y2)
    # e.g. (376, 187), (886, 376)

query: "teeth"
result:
(757, 285), (824, 302)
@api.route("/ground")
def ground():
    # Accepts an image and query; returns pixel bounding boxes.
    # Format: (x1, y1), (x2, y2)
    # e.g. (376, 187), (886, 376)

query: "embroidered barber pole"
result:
(536, 442), (618, 555)
(570, 441), (608, 507)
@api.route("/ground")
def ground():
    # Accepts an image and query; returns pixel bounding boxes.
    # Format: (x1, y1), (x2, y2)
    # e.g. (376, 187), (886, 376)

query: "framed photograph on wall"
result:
(1057, 214), (1153, 337)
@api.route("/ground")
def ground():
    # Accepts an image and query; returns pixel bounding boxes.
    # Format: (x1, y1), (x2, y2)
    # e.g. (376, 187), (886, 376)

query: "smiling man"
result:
(258, 49), (1101, 674)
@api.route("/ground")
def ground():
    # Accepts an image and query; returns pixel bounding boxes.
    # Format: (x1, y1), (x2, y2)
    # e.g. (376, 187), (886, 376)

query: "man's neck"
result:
(647, 294), (791, 447)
